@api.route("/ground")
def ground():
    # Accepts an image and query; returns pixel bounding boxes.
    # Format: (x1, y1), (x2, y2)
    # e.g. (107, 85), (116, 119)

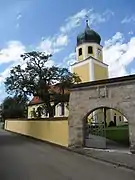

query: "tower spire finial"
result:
(85, 15), (90, 28)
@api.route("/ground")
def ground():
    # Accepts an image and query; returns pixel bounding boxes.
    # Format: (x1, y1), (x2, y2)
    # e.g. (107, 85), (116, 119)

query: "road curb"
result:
(70, 148), (135, 172)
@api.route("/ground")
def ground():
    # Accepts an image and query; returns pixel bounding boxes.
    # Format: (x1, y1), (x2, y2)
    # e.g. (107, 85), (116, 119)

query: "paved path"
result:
(73, 147), (135, 171)
(0, 130), (135, 180)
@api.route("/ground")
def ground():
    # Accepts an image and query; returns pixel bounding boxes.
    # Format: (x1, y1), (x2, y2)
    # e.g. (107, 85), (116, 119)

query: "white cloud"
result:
(121, 15), (135, 24)
(0, 34), (65, 83)
(38, 34), (68, 54)
(63, 52), (76, 67)
(0, 68), (11, 82)
(16, 23), (20, 28)
(16, 13), (22, 20)
(0, 60), (26, 83)
(38, 9), (114, 57)
(0, 40), (26, 82)
(37, 8), (114, 61)
(88, 9), (114, 25)
(60, 9), (88, 33)
(128, 31), (134, 35)
(60, 9), (114, 33)
(44, 59), (55, 68)
(54, 34), (68, 47)
(104, 32), (124, 47)
(38, 38), (53, 54)
(0, 40), (55, 84)
(103, 32), (135, 77)
(16, 13), (22, 29)
(0, 41), (25, 65)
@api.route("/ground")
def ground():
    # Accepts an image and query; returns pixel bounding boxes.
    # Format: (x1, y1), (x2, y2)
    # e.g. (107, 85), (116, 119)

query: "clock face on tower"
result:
(97, 49), (102, 60)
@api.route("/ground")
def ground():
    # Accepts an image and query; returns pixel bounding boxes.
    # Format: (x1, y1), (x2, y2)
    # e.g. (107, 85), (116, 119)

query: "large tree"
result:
(4, 51), (81, 117)
(1, 95), (28, 120)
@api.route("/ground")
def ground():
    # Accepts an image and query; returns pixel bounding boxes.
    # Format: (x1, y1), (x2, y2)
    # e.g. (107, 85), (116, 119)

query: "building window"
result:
(37, 106), (42, 118)
(79, 48), (82, 56)
(88, 46), (93, 54)
(31, 108), (36, 118)
(119, 116), (121, 122)
(42, 108), (48, 117)
(61, 103), (65, 116)
(114, 113), (116, 126)
(59, 103), (65, 116)
(97, 49), (102, 59)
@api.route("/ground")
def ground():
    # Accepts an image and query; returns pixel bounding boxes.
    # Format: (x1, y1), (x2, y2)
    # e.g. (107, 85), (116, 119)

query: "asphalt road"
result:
(0, 130), (134, 180)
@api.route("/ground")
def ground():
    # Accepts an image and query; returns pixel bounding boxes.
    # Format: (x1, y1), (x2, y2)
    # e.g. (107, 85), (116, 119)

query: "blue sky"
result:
(0, 0), (135, 102)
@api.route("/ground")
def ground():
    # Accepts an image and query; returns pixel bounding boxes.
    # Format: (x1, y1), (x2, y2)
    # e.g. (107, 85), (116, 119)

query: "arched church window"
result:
(119, 116), (121, 121)
(58, 103), (65, 116)
(36, 106), (43, 118)
(31, 108), (36, 118)
(88, 46), (93, 54)
(97, 48), (102, 59)
(79, 48), (82, 56)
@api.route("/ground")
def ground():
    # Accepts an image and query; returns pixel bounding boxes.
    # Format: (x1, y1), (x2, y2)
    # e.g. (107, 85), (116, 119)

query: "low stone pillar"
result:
(68, 114), (84, 148)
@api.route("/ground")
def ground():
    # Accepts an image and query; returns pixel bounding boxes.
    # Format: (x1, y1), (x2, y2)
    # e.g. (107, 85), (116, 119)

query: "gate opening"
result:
(84, 107), (129, 150)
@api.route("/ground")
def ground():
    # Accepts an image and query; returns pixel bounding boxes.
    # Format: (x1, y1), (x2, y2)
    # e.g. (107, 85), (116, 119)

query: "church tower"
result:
(71, 20), (108, 83)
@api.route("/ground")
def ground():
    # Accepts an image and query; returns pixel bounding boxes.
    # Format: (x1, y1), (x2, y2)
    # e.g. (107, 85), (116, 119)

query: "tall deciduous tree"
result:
(4, 51), (81, 117)
(1, 95), (28, 120)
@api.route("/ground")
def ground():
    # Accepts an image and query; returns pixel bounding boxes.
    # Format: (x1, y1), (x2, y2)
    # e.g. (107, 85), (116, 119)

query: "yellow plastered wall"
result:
(94, 63), (108, 80)
(97, 47), (103, 62)
(106, 109), (111, 125)
(88, 52), (94, 58)
(5, 119), (68, 147)
(111, 110), (125, 126)
(87, 108), (126, 127)
(98, 51), (103, 61)
(78, 55), (83, 61)
(94, 109), (125, 126)
(73, 63), (90, 82)
(95, 109), (111, 125)
(94, 109), (110, 125)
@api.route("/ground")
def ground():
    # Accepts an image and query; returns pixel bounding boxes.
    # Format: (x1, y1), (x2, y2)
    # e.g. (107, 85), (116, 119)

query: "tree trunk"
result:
(46, 102), (54, 118)
(48, 108), (54, 118)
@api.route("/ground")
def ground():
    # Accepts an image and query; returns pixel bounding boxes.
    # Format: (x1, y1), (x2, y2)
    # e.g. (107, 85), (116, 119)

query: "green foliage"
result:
(1, 95), (28, 120)
(4, 51), (81, 117)
(106, 125), (129, 146)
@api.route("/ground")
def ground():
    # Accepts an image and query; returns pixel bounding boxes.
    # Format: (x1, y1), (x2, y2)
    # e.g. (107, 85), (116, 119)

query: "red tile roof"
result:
(29, 96), (44, 105)
(28, 85), (70, 105)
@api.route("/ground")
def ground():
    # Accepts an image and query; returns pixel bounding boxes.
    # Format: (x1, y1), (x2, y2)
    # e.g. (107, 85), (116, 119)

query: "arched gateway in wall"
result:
(68, 74), (135, 153)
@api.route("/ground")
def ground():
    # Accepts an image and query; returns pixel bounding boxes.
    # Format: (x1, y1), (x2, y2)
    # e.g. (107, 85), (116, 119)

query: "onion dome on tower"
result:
(77, 20), (101, 46)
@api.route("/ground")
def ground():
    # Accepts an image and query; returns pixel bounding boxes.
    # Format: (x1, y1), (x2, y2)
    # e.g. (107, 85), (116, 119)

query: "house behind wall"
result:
(27, 96), (69, 119)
